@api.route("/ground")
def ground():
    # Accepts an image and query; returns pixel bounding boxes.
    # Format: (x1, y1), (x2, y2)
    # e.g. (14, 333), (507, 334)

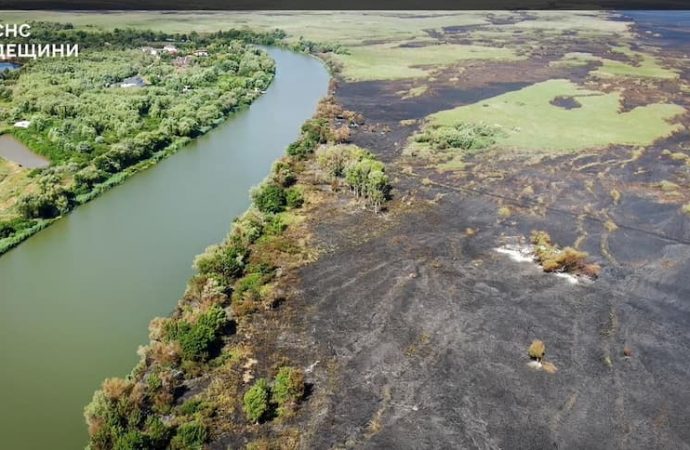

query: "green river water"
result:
(0, 48), (329, 450)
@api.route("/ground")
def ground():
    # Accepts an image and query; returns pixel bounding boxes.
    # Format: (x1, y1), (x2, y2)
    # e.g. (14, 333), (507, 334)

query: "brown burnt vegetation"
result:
(531, 230), (601, 278)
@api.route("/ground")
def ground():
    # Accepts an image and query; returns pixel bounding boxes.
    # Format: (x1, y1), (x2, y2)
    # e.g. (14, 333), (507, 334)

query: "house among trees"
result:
(140, 46), (159, 56)
(193, 49), (209, 57)
(163, 44), (179, 55)
(119, 76), (146, 88)
(13, 120), (31, 128)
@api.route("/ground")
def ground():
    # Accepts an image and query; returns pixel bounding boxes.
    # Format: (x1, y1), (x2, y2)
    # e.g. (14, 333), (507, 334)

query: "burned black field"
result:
(246, 21), (690, 450)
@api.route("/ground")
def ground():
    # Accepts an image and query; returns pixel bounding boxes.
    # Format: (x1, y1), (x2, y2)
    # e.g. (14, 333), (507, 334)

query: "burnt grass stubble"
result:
(221, 27), (689, 449)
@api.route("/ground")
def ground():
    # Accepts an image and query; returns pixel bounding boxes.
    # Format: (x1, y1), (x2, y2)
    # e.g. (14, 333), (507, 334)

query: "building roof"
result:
(119, 76), (146, 88)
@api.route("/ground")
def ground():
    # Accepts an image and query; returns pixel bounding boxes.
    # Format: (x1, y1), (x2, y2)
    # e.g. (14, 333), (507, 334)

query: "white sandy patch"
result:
(527, 360), (543, 370)
(555, 272), (579, 285)
(494, 238), (587, 286)
(494, 245), (534, 263)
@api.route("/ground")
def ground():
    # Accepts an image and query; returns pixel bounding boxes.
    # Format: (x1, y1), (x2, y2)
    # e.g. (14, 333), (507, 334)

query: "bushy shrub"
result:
(144, 416), (171, 448)
(163, 305), (227, 361)
(530, 230), (598, 276)
(528, 340), (545, 360)
(252, 182), (287, 214)
(285, 187), (304, 209)
(232, 271), (266, 303)
(414, 122), (498, 152)
(17, 184), (72, 219)
(169, 420), (208, 450)
(272, 367), (305, 408)
(74, 166), (108, 189)
(263, 214), (287, 236)
(194, 243), (248, 281)
(243, 378), (270, 423)
(113, 430), (147, 450)
(271, 160), (296, 187)
(0, 218), (36, 239)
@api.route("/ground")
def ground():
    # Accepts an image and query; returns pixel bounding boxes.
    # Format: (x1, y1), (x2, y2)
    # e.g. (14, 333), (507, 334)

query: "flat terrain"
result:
(6, 10), (687, 449)
(222, 11), (690, 449)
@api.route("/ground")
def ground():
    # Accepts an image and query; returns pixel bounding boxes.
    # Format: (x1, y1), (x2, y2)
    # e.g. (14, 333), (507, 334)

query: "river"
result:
(0, 48), (329, 450)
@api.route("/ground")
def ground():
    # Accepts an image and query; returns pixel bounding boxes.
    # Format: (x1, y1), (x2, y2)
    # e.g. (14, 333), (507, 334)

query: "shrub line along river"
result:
(0, 48), (329, 450)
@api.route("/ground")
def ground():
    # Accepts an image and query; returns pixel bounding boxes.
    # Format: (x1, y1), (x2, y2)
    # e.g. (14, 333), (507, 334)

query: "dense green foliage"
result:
(252, 182), (287, 214)
(169, 420), (208, 450)
(272, 366), (306, 407)
(286, 118), (331, 158)
(163, 305), (227, 361)
(243, 378), (271, 423)
(414, 122), (499, 151)
(317, 145), (391, 211)
(0, 217), (36, 238)
(0, 23), (278, 248)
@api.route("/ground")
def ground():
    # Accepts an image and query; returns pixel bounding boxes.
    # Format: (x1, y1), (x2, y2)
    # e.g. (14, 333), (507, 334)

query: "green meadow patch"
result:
(551, 51), (679, 79)
(425, 79), (685, 153)
(332, 43), (523, 81)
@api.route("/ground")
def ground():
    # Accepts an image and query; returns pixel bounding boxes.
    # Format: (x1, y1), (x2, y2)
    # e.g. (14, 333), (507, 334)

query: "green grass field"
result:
(332, 42), (523, 81)
(0, 11), (489, 44)
(551, 50), (679, 79)
(426, 79), (685, 153)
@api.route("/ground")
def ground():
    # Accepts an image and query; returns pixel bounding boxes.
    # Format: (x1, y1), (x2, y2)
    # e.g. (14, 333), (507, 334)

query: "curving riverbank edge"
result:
(0, 47), (277, 258)
(82, 49), (395, 448)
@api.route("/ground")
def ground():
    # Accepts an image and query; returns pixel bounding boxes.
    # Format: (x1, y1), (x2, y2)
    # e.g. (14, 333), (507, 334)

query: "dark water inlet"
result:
(0, 48), (329, 450)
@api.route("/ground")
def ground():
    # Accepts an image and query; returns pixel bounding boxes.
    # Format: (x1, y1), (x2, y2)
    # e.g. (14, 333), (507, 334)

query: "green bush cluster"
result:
(17, 173), (73, 219)
(272, 366), (306, 408)
(252, 182), (305, 215)
(163, 305), (227, 362)
(0, 217), (36, 238)
(85, 385), (170, 450)
(286, 118), (332, 158)
(291, 37), (349, 55)
(169, 420), (208, 450)
(317, 145), (391, 211)
(252, 182), (288, 214)
(242, 367), (305, 423)
(414, 122), (499, 152)
(243, 378), (271, 423)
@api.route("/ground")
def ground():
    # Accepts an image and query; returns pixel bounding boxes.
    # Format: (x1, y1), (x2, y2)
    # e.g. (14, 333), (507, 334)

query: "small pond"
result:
(0, 134), (50, 168)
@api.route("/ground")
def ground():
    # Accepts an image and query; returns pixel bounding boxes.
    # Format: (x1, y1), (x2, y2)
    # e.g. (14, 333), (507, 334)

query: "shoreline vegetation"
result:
(0, 24), (287, 256)
(84, 88), (391, 449)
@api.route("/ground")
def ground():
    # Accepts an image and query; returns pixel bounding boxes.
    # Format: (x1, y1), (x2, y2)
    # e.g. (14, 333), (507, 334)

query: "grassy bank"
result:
(84, 93), (392, 449)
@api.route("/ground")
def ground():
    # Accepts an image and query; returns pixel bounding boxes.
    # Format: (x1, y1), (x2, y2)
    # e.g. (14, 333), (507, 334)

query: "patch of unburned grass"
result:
(399, 85), (429, 99)
(552, 50), (678, 79)
(331, 43), (522, 81)
(427, 79), (684, 153)
(0, 158), (35, 220)
(0, 11), (490, 44)
(658, 180), (680, 192)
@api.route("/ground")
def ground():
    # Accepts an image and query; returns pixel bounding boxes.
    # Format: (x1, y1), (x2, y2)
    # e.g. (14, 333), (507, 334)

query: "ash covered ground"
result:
(255, 15), (690, 450)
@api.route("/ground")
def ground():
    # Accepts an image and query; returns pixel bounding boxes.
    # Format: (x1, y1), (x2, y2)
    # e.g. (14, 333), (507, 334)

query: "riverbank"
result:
(0, 47), (329, 450)
(4, 11), (689, 449)
(0, 26), (279, 257)
(80, 11), (690, 449)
